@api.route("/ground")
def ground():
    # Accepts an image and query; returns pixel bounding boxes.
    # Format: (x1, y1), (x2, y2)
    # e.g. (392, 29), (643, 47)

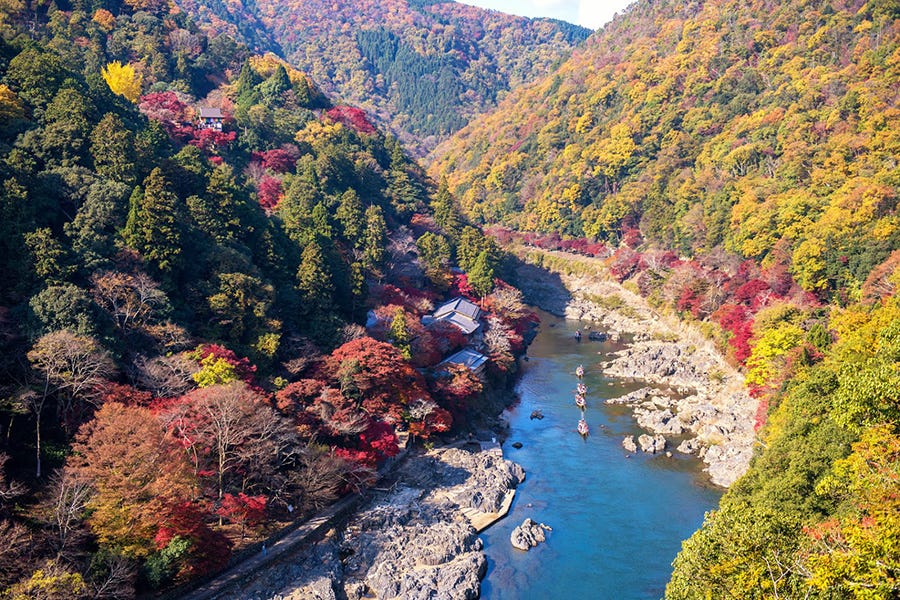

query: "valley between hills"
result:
(0, 0), (898, 598)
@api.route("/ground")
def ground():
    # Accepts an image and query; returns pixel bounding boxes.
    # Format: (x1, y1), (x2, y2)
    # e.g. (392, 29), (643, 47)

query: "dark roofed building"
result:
(198, 107), (224, 131)
(429, 297), (482, 335)
(439, 348), (488, 377)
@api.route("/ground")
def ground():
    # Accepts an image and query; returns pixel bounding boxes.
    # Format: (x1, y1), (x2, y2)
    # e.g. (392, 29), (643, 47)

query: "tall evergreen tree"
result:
(260, 64), (291, 105)
(90, 113), (137, 186)
(335, 189), (365, 246)
(362, 205), (387, 272)
(467, 250), (495, 298)
(296, 237), (334, 316)
(431, 178), (463, 242)
(187, 164), (242, 243)
(124, 168), (184, 276)
(234, 60), (262, 109)
(296, 237), (340, 346)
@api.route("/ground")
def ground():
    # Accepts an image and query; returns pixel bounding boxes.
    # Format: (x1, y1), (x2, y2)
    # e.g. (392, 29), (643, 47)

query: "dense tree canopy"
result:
(431, 0), (900, 304)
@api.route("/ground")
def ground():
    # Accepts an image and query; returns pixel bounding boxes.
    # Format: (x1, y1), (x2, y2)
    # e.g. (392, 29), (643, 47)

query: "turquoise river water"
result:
(480, 310), (722, 600)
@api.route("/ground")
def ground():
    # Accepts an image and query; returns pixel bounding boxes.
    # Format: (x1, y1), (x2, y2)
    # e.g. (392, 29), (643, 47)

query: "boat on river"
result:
(575, 364), (584, 378)
(576, 382), (587, 395)
(577, 418), (589, 438)
(575, 394), (586, 410)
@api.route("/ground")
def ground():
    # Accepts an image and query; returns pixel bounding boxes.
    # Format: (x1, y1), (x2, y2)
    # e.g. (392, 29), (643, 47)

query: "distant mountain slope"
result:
(430, 0), (900, 299)
(174, 0), (591, 154)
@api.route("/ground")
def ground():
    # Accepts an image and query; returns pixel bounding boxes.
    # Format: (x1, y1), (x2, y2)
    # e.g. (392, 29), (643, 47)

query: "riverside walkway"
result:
(182, 493), (363, 600)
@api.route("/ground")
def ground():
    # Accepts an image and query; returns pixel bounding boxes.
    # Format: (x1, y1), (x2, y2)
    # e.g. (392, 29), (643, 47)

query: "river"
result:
(480, 310), (722, 600)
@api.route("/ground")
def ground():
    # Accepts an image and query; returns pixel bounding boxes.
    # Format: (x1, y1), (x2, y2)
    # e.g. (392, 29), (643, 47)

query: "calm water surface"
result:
(480, 310), (721, 600)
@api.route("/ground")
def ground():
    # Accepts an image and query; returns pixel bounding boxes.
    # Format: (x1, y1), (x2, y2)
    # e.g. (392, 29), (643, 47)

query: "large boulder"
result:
(638, 433), (666, 454)
(510, 518), (552, 551)
(635, 407), (685, 435)
(622, 435), (638, 453)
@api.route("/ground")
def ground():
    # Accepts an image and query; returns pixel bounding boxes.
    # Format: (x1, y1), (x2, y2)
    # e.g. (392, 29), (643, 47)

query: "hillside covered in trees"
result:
(173, 0), (591, 154)
(0, 0), (537, 596)
(432, 0), (899, 302)
(431, 0), (900, 597)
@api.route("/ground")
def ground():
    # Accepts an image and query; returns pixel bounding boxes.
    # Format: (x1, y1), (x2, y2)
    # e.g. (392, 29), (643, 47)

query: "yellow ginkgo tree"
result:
(101, 61), (142, 103)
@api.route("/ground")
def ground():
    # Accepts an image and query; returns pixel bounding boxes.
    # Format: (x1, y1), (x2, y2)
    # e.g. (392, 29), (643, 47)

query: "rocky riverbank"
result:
(226, 444), (524, 600)
(514, 250), (758, 488)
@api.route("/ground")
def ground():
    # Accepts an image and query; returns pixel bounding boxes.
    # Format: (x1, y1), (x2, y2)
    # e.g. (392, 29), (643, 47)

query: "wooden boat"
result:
(576, 382), (587, 395)
(577, 419), (589, 437)
(575, 364), (584, 378)
(575, 394), (586, 410)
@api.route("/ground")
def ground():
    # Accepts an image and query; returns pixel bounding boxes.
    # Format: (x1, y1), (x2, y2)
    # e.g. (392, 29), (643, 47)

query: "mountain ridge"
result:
(174, 0), (591, 155)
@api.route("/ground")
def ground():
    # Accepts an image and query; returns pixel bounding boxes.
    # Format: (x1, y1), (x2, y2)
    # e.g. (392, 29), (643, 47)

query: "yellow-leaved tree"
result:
(101, 61), (142, 103)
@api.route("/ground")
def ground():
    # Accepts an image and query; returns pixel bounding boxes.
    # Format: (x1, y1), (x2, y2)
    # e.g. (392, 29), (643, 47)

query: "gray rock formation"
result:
(638, 433), (667, 454)
(226, 446), (523, 600)
(510, 518), (552, 551)
(622, 435), (638, 453)
(676, 438), (702, 454)
(635, 406), (686, 435)
(606, 387), (655, 405)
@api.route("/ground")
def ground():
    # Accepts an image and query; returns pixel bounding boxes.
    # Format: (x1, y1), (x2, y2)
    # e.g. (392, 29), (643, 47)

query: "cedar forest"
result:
(0, 0), (898, 597)
(0, 0), (537, 595)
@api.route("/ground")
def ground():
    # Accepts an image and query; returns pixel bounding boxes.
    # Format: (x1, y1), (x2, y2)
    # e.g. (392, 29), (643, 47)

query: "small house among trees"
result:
(424, 297), (482, 336)
(198, 107), (224, 131)
(439, 348), (488, 378)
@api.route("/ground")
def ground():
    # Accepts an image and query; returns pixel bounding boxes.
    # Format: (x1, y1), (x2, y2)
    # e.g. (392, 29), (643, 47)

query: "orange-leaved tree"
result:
(66, 403), (194, 558)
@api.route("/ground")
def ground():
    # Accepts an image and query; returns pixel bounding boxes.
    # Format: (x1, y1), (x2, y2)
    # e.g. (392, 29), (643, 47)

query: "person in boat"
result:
(575, 394), (586, 409)
(577, 419), (589, 436)
(575, 364), (584, 378)
(577, 382), (587, 395)
(574, 330), (582, 341)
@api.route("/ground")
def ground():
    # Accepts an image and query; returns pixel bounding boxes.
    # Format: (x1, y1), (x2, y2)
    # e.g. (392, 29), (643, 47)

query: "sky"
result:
(458, 0), (635, 30)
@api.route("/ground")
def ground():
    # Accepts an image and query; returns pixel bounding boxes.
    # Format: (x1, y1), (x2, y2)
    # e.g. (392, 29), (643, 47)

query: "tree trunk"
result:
(35, 411), (42, 479)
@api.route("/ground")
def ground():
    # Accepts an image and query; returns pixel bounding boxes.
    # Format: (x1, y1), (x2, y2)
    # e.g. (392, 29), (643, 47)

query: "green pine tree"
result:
(123, 168), (184, 275)
(467, 250), (495, 298)
(90, 113), (137, 186)
(389, 307), (411, 359)
(362, 205), (387, 272)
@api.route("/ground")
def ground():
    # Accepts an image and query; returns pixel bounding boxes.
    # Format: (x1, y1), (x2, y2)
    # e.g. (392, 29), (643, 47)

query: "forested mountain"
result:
(0, 0), (534, 596)
(432, 0), (900, 302)
(432, 0), (900, 596)
(173, 0), (591, 154)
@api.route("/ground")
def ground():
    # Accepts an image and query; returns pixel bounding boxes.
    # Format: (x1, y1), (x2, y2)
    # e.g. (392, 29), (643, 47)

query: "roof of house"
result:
(199, 107), (224, 119)
(434, 297), (481, 320)
(430, 297), (483, 335)
(440, 348), (488, 372)
(436, 312), (481, 335)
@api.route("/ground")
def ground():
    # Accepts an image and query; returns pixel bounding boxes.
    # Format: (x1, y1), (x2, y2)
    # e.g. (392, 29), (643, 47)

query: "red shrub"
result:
(96, 382), (153, 406)
(257, 176), (283, 211)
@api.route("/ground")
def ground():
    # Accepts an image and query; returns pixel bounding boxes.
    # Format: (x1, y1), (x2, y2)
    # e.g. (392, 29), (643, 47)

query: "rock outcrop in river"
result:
(514, 250), (758, 488)
(227, 445), (523, 600)
(510, 518), (551, 551)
